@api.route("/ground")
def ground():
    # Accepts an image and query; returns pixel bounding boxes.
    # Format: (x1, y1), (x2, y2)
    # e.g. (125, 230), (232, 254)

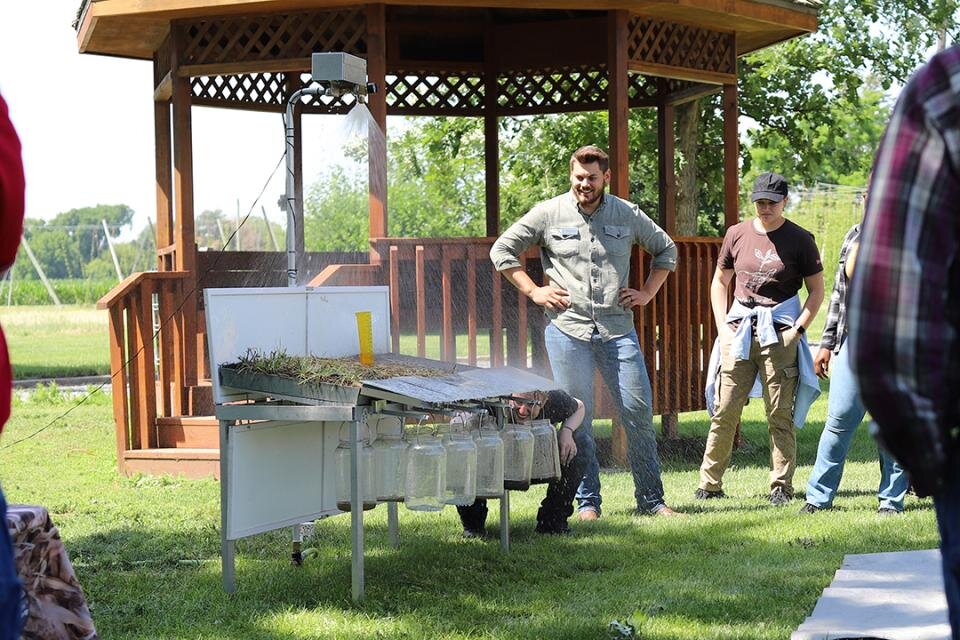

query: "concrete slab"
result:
(793, 549), (951, 640)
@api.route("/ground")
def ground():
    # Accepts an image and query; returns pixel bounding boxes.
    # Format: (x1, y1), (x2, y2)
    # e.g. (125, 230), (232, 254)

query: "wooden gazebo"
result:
(80, 0), (818, 477)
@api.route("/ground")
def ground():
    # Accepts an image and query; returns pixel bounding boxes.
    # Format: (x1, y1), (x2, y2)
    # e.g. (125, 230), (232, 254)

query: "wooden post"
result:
(484, 19), (500, 237)
(723, 82), (739, 229)
(657, 99), (677, 235)
(172, 28), (198, 390)
(366, 3), (388, 245)
(154, 100), (173, 271)
(607, 10), (629, 198)
(607, 10), (633, 465)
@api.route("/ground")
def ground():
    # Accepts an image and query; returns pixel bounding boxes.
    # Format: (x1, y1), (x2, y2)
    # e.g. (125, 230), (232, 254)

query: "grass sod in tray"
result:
(229, 349), (452, 388)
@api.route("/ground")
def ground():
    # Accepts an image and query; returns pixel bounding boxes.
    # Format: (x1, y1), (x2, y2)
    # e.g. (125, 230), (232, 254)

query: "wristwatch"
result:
(795, 325), (806, 335)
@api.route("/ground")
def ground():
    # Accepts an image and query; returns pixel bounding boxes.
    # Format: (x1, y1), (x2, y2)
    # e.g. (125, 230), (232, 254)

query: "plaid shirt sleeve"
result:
(848, 46), (960, 496)
(819, 224), (859, 354)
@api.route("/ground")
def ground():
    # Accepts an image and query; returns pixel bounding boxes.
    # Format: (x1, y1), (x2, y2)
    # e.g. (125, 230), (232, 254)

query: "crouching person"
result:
(458, 389), (585, 537)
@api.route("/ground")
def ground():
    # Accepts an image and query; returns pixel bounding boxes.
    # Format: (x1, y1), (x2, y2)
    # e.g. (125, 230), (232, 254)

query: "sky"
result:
(0, 2), (369, 241)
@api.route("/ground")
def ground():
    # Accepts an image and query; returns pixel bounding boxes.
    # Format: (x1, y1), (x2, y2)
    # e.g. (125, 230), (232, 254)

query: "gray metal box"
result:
(311, 52), (367, 86)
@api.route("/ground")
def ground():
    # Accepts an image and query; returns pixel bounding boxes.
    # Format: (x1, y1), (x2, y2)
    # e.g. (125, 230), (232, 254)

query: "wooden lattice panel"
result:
(386, 71), (485, 115)
(628, 74), (659, 103)
(179, 9), (366, 67)
(497, 66), (607, 114)
(627, 17), (735, 76)
(190, 72), (356, 114)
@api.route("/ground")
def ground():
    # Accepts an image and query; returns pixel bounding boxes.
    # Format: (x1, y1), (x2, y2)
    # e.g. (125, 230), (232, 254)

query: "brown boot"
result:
(577, 508), (599, 522)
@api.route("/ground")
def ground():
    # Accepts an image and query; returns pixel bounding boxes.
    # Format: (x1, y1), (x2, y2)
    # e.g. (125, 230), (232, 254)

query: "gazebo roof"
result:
(75, 0), (818, 61)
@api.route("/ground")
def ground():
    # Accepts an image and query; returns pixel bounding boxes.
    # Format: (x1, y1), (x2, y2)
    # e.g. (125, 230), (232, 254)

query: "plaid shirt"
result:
(819, 224), (859, 354)
(848, 45), (960, 495)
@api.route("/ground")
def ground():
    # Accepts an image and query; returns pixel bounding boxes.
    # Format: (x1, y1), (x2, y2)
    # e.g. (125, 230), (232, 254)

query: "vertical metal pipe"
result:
(349, 418), (365, 601)
(220, 419), (236, 593)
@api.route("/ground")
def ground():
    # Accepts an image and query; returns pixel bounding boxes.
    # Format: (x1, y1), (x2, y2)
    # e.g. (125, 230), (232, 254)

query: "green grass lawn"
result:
(0, 305), (110, 379)
(0, 385), (938, 639)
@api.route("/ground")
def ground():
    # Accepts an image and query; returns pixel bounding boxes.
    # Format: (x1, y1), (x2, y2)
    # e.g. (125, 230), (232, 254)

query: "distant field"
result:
(0, 305), (109, 379)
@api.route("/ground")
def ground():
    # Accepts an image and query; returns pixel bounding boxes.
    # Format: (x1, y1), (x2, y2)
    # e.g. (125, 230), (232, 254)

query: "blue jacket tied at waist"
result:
(704, 295), (820, 428)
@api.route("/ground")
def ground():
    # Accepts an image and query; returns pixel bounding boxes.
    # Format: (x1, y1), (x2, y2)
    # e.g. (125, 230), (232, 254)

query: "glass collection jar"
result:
(473, 415), (504, 499)
(441, 420), (477, 506)
(528, 419), (562, 484)
(334, 423), (377, 512)
(371, 415), (407, 502)
(404, 432), (446, 512)
(501, 421), (535, 491)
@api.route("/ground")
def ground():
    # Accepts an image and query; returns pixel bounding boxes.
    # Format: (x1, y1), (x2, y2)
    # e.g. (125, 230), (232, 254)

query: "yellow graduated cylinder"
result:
(355, 311), (375, 366)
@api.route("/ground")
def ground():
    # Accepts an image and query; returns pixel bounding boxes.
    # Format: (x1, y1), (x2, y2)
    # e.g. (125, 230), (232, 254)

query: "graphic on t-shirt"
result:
(740, 247), (782, 294)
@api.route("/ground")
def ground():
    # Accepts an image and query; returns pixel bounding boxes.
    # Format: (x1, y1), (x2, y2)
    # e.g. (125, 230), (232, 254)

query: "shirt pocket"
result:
(548, 227), (581, 258)
(602, 225), (632, 256)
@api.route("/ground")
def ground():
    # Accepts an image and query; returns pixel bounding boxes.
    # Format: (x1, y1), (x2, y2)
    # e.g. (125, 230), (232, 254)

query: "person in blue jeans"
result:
(490, 145), (680, 518)
(848, 46), (960, 637)
(801, 223), (908, 515)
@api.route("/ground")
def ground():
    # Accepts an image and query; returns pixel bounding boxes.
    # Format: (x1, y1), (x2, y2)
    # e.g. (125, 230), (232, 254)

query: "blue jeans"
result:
(804, 342), (908, 511)
(544, 324), (665, 514)
(0, 486), (22, 640)
(935, 456), (960, 639)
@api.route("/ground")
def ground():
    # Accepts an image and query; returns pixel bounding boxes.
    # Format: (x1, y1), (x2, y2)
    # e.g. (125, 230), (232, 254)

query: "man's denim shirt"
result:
(490, 191), (677, 342)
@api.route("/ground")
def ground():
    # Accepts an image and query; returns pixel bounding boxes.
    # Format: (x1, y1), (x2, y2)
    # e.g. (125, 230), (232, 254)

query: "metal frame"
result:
(217, 400), (513, 601)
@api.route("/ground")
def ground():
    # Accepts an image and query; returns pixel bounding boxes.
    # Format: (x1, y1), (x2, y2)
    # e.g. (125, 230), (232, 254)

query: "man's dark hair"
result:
(570, 145), (609, 173)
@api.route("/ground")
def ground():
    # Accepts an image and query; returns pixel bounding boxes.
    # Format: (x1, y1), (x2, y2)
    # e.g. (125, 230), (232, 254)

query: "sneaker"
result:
(577, 509), (600, 522)
(769, 487), (792, 506)
(694, 488), (725, 500)
(798, 503), (824, 514)
(877, 507), (902, 516)
(462, 528), (486, 539)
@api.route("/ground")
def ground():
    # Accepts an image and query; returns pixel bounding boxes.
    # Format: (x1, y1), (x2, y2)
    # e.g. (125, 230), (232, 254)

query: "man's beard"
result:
(576, 188), (603, 208)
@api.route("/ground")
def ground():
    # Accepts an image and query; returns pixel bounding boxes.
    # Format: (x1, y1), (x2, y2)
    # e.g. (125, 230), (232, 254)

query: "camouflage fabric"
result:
(6, 505), (97, 640)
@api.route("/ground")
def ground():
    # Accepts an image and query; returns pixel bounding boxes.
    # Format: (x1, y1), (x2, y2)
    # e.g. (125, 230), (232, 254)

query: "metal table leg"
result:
(500, 491), (510, 551)
(349, 419), (365, 601)
(387, 502), (400, 548)
(291, 524), (303, 566)
(220, 419), (236, 593)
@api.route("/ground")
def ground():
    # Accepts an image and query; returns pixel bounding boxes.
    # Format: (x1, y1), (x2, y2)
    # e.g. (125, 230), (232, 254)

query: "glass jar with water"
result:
(528, 418), (562, 484)
(473, 414), (504, 499)
(334, 422), (377, 511)
(441, 416), (477, 506)
(370, 415), (407, 502)
(404, 423), (446, 512)
(501, 421), (535, 491)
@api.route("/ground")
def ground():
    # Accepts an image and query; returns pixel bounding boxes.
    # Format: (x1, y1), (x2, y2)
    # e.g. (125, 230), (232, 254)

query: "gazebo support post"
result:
(366, 3), (388, 250)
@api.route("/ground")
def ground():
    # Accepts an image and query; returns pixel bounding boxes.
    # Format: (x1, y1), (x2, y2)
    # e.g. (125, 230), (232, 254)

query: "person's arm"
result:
(793, 271), (824, 331)
(710, 266), (735, 340)
(490, 207), (570, 312)
(618, 268), (670, 309)
(849, 49), (960, 496)
(815, 229), (856, 377)
(500, 266), (570, 312)
(619, 207), (677, 309)
(556, 398), (584, 465)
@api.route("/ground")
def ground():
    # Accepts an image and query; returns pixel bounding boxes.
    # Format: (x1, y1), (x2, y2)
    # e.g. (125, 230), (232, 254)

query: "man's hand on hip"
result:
(530, 285), (570, 312)
(618, 287), (652, 309)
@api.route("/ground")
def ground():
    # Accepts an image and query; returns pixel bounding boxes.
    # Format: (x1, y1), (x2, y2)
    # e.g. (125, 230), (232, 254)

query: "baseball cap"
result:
(751, 172), (789, 203)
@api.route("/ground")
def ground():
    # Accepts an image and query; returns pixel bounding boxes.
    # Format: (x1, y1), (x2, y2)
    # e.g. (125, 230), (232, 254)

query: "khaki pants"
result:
(699, 328), (800, 494)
